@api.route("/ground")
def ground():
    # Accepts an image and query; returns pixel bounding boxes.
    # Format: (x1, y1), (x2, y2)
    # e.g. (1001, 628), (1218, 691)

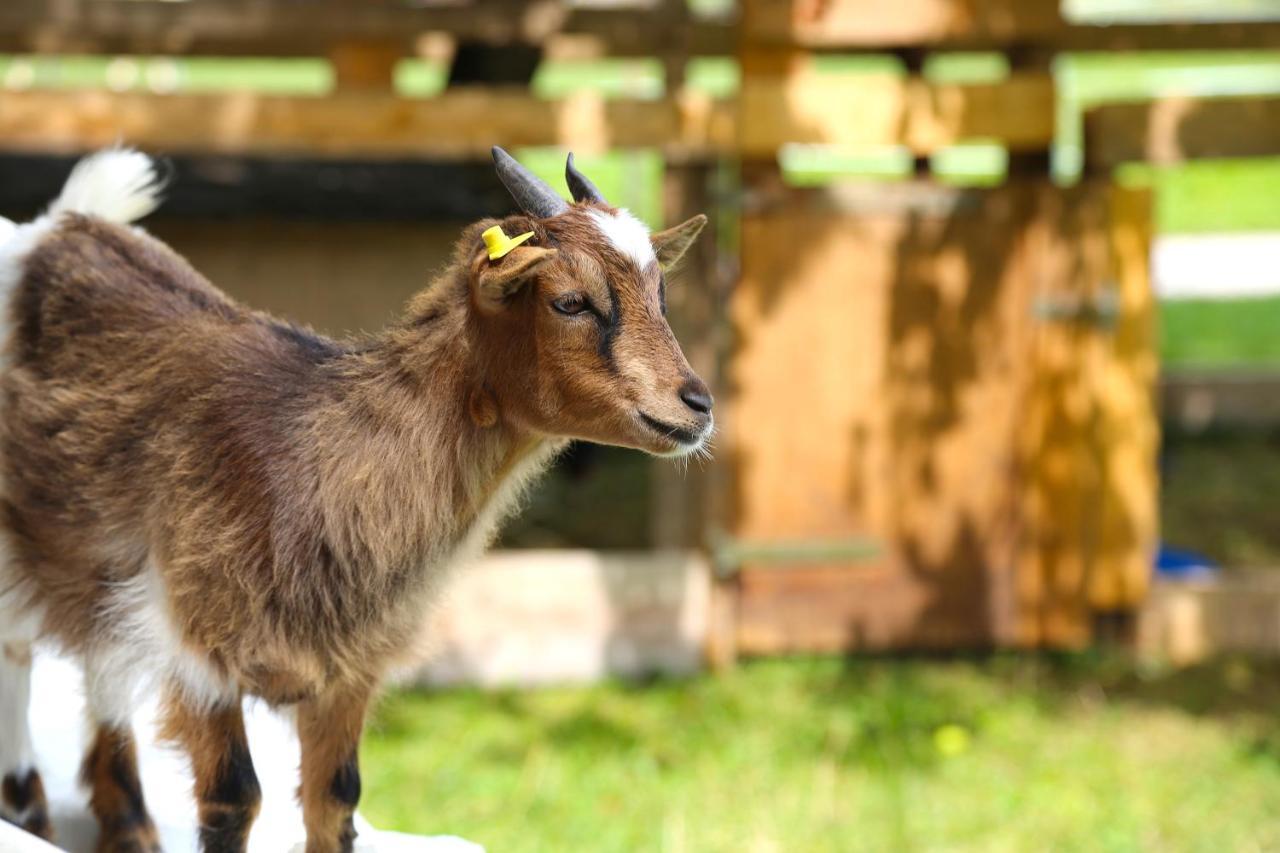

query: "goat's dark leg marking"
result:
(80, 725), (161, 853)
(160, 695), (260, 853)
(328, 752), (361, 809)
(297, 685), (371, 853)
(1, 766), (53, 841)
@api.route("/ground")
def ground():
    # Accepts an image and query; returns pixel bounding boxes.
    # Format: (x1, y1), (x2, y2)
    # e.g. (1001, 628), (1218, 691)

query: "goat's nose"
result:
(679, 376), (714, 415)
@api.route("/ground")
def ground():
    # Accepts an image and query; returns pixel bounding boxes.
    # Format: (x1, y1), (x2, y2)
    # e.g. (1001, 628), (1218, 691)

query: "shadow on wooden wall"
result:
(726, 177), (1156, 654)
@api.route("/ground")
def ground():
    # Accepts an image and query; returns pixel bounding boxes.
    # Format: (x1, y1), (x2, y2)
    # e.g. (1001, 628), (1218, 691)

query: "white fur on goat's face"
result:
(585, 207), (657, 269)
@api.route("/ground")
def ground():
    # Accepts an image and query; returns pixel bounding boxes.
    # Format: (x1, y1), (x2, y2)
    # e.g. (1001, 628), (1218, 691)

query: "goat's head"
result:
(459, 147), (712, 457)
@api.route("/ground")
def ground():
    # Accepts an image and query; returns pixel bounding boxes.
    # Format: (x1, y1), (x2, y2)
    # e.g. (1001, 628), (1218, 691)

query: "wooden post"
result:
(1004, 44), (1055, 177)
(658, 0), (689, 94)
(894, 47), (931, 178)
(1089, 185), (1157, 615)
(650, 161), (719, 550)
(1015, 184), (1107, 648)
(328, 39), (400, 91)
(1015, 182), (1157, 645)
(706, 566), (740, 669)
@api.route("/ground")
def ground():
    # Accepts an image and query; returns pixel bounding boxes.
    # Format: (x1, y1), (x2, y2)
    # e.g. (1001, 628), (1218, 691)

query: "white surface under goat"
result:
(0, 147), (711, 853)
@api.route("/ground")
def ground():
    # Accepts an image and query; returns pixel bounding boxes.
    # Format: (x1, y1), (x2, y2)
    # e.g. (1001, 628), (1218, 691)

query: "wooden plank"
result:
(3, 0), (1274, 56)
(1139, 573), (1280, 666)
(736, 563), (1029, 653)
(1089, 185), (1157, 612)
(744, 0), (1280, 50)
(7, 0), (1272, 56)
(329, 40), (401, 91)
(1163, 370), (1280, 432)
(0, 90), (736, 159)
(1012, 181), (1157, 641)
(744, 0), (1064, 48)
(1085, 97), (1280, 172)
(740, 70), (1055, 155)
(0, 0), (734, 58)
(1014, 182), (1113, 648)
(706, 578), (740, 668)
(729, 181), (1047, 653)
(650, 162), (720, 549)
(0, 76), (1052, 158)
(730, 179), (1158, 652)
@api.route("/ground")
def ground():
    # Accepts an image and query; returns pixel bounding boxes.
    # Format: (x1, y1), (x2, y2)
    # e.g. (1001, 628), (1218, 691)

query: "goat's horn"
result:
(565, 152), (607, 205)
(491, 146), (569, 218)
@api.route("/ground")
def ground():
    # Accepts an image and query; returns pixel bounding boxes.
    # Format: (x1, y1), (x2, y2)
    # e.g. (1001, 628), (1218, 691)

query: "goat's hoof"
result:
(95, 823), (163, 853)
(1, 767), (54, 842)
(1, 811), (55, 843)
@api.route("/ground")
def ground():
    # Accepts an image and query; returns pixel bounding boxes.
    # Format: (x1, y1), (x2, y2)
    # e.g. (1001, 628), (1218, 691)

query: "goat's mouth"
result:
(638, 412), (709, 452)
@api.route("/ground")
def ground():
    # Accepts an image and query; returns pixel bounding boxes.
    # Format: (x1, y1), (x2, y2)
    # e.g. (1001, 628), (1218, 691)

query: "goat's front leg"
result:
(296, 685), (371, 853)
(80, 723), (159, 853)
(160, 692), (261, 853)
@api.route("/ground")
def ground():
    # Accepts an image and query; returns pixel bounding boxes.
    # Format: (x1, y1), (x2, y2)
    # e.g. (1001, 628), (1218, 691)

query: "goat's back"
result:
(0, 154), (340, 668)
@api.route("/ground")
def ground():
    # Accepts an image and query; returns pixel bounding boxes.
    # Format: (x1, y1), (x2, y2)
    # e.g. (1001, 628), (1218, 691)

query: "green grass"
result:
(1138, 158), (1280, 235)
(1161, 295), (1280, 368)
(361, 655), (1280, 852)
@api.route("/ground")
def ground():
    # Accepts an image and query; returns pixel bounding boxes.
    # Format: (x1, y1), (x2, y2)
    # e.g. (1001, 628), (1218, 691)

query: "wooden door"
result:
(724, 180), (1155, 653)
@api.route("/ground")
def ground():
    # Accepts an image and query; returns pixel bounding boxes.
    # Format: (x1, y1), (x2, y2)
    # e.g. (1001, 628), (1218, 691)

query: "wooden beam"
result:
(0, 90), (736, 159)
(740, 70), (1056, 155)
(744, 0), (1280, 51)
(3, 0), (1275, 57)
(0, 0), (734, 58)
(735, 563), (1027, 653)
(1084, 96), (1280, 172)
(651, 161), (721, 549)
(744, 0), (1063, 48)
(0, 75), (1055, 159)
(329, 40), (401, 91)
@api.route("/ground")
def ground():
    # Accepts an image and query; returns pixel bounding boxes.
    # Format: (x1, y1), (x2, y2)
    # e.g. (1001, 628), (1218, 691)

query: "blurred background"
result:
(2, 0), (1279, 849)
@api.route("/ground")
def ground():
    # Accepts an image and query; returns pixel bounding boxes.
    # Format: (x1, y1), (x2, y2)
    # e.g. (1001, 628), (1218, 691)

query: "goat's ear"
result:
(474, 246), (557, 311)
(650, 214), (707, 271)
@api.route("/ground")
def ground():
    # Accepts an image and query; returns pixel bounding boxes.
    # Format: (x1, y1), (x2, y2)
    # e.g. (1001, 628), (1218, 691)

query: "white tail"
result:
(49, 149), (163, 224)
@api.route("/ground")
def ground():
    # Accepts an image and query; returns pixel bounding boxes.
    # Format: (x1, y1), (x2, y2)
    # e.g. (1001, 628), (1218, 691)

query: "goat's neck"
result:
(306, 289), (554, 572)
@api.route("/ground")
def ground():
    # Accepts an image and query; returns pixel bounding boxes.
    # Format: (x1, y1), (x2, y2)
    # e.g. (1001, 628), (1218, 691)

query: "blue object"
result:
(1155, 544), (1220, 579)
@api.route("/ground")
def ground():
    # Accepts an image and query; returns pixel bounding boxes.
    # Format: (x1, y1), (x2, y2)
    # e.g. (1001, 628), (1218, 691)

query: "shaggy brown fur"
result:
(0, 152), (710, 852)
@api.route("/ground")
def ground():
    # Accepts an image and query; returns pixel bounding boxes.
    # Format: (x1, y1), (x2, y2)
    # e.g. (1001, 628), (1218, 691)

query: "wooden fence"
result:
(720, 0), (1258, 654)
(0, 0), (1274, 655)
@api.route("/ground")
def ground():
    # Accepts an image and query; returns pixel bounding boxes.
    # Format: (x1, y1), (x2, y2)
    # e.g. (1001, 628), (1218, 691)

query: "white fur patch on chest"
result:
(586, 208), (656, 269)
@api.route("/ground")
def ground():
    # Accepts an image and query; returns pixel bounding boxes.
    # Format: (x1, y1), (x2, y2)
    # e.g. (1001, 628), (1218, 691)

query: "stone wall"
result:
(409, 550), (712, 688)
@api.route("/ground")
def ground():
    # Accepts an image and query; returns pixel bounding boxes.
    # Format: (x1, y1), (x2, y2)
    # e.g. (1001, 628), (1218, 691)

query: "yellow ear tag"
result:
(482, 225), (536, 261)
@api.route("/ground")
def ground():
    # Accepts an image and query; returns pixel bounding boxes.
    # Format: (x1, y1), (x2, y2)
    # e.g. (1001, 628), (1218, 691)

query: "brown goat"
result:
(0, 148), (712, 852)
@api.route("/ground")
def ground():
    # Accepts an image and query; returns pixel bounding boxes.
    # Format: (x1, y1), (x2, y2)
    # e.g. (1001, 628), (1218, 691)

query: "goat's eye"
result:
(552, 294), (589, 316)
